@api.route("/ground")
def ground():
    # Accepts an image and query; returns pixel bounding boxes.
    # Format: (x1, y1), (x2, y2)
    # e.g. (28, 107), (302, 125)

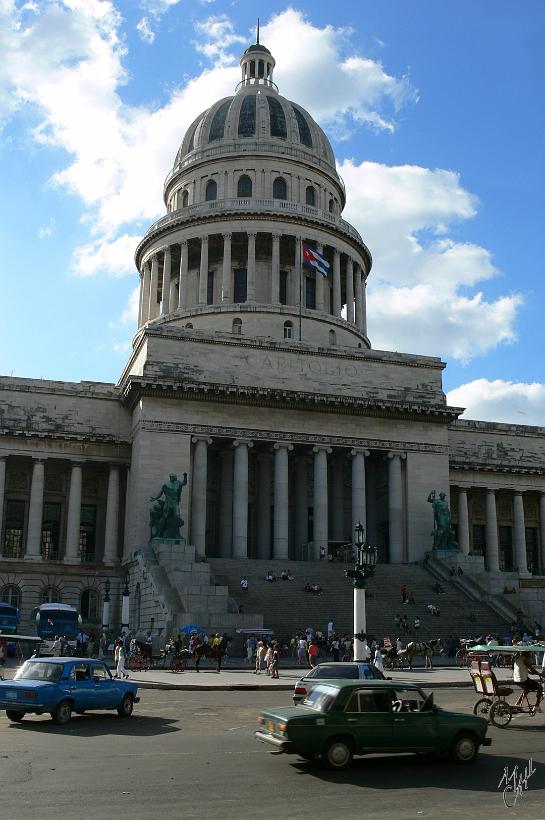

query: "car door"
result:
(68, 663), (94, 710)
(90, 662), (118, 708)
(392, 688), (439, 750)
(343, 689), (394, 751)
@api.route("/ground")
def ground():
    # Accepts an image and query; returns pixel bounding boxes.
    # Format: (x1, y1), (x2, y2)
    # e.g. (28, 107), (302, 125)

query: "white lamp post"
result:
(121, 571), (130, 636)
(345, 522), (377, 662)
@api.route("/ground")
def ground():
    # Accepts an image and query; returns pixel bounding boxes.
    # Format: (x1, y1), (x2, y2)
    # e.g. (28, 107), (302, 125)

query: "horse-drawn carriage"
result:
(126, 639), (152, 671)
(469, 644), (545, 728)
(384, 639), (443, 670)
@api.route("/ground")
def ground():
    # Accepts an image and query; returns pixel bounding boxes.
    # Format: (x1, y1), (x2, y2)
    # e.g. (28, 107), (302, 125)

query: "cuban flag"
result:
(302, 241), (329, 277)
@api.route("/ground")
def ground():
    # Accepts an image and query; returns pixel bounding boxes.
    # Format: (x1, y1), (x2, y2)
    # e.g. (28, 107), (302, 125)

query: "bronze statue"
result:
(149, 473), (188, 539)
(427, 490), (458, 550)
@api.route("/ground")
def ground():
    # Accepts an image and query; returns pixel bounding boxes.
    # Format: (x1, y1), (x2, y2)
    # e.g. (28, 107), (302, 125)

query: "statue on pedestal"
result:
(149, 473), (188, 539)
(427, 490), (458, 550)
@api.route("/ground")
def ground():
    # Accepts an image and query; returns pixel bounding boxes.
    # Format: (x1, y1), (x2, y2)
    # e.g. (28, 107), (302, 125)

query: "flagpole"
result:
(299, 238), (303, 341)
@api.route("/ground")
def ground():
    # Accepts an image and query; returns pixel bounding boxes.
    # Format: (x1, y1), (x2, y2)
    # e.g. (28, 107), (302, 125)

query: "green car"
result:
(255, 679), (491, 770)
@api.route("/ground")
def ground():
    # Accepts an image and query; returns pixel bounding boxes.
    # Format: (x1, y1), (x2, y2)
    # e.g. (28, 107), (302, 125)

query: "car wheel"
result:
(117, 694), (134, 717)
(6, 710), (25, 722)
(473, 698), (492, 718)
(489, 700), (512, 728)
(52, 700), (72, 726)
(322, 738), (353, 770)
(449, 733), (478, 764)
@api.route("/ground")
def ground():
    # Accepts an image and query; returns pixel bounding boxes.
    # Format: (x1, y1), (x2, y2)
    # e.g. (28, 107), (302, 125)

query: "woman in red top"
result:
(308, 640), (320, 668)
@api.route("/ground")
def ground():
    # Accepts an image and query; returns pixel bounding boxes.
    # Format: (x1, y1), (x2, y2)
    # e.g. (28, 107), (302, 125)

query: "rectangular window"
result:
(525, 527), (539, 574)
(207, 270), (214, 305)
(499, 526), (513, 572)
(4, 500), (25, 558)
(79, 504), (97, 563)
(41, 502), (61, 560)
(279, 270), (288, 305)
(233, 269), (247, 303)
(305, 276), (316, 309)
(471, 524), (485, 556)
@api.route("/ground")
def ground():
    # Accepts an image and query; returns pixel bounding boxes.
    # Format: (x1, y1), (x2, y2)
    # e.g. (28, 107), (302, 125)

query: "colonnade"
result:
(138, 232), (367, 335)
(456, 486), (545, 574)
(189, 439), (407, 562)
(0, 456), (125, 565)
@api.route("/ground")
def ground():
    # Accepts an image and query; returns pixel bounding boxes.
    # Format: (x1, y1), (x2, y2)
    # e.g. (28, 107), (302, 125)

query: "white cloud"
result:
(339, 159), (522, 361)
(193, 15), (246, 67)
(37, 217), (55, 238)
(447, 379), (545, 426)
(73, 233), (141, 277)
(136, 16), (155, 44)
(140, 0), (182, 18)
(118, 286), (140, 325)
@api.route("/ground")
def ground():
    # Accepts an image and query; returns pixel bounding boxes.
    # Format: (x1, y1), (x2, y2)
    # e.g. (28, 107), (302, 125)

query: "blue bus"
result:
(33, 603), (81, 643)
(0, 602), (20, 635)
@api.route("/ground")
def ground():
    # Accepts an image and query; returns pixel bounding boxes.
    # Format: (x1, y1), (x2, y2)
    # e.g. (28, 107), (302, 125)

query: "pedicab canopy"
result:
(469, 644), (545, 653)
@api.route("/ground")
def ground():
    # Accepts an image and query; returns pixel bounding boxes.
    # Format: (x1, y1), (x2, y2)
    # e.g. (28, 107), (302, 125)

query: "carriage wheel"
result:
(489, 700), (512, 728)
(473, 698), (492, 719)
(170, 657), (186, 673)
(456, 649), (468, 668)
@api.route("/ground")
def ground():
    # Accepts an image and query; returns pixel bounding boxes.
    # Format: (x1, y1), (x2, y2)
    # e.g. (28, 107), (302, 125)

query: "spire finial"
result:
(256, 18), (260, 44)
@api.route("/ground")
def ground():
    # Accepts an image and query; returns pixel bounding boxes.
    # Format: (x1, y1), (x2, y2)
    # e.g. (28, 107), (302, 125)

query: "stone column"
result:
(457, 487), (470, 555)
(25, 458), (45, 560)
(140, 262), (151, 325)
(387, 452), (404, 563)
(294, 456), (309, 556)
(198, 237), (209, 304)
(123, 466), (131, 559)
(218, 450), (233, 557)
(485, 489), (500, 572)
(332, 249), (341, 317)
(313, 446), (331, 560)
(161, 246), (171, 315)
(354, 265), (363, 332)
(294, 237), (302, 307)
(331, 457), (345, 542)
(178, 240), (188, 309)
(513, 491), (529, 574)
(137, 270), (144, 327)
(362, 279), (368, 336)
(148, 253), (159, 320)
(345, 257), (354, 323)
(222, 233), (232, 302)
(271, 233), (281, 304)
(256, 453), (272, 559)
(315, 243), (325, 312)
(65, 462), (83, 564)
(191, 436), (212, 554)
(169, 276), (177, 315)
(273, 443), (293, 559)
(351, 449), (369, 538)
(103, 465), (120, 566)
(0, 458), (5, 557)
(540, 492), (545, 576)
(247, 232), (256, 302)
(232, 440), (253, 557)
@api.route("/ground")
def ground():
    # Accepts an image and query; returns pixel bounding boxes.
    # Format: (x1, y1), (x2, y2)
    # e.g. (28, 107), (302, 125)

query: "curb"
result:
(132, 678), (485, 692)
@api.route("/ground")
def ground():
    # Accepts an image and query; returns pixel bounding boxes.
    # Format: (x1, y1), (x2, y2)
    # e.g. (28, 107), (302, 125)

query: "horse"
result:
(383, 645), (403, 670)
(193, 635), (232, 672)
(398, 639), (443, 670)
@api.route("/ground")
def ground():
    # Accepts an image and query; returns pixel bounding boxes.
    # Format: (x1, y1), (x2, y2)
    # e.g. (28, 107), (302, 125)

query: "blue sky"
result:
(0, 0), (544, 424)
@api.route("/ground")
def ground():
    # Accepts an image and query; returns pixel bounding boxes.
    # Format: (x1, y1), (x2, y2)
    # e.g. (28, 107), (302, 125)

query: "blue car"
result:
(0, 657), (139, 725)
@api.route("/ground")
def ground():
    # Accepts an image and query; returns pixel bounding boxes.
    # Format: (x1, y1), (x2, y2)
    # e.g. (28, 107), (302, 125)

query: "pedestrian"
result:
(327, 619), (334, 640)
(264, 643), (273, 675)
(414, 616), (420, 632)
(255, 640), (266, 674)
(320, 545), (326, 560)
(270, 643), (280, 679)
(308, 640), (320, 667)
(401, 584), (407, 604)
(115, 639), (129, 679)
(240, 576), (248, 592)
(297, 635), (308, 666)
(330, 637), (340, 662)
(52, 635), (62, 657)
(373, 647), (385, 678)
(245, 635), (255, 664)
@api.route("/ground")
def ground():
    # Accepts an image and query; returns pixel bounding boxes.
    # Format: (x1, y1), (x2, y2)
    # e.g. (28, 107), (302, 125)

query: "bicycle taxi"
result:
(469, 643), (545, 728)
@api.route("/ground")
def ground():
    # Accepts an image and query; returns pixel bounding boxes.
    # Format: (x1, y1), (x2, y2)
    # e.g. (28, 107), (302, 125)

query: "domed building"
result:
(0, 38), (544, 640)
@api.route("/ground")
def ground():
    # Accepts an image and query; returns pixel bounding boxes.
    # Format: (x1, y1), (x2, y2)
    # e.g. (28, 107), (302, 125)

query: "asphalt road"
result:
(1, 688), (544, 820)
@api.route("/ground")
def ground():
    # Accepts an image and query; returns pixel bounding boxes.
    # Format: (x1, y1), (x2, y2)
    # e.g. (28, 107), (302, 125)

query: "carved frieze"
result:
(45, 472), (65, 493)
(7, 469), (29, 491)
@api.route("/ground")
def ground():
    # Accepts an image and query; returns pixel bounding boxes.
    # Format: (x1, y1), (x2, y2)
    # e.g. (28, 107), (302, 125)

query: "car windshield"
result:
(311, 665), (359, 679)
(14, 661), (63, 683)
(302, 685), (338, 712)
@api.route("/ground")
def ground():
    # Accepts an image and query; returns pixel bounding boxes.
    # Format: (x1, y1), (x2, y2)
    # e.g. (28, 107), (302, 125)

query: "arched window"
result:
(232, 318), (242, 335)
(328, 198), (335, 214)
(329, 329), (337, 346)
(1, 584), (21, 609)
(205, 179), (217, 201)
(182, 190), (189, 208)
(237, 175), (252, 198)
(40, 586), (61, 605)
(80, 588), (100, 621)
(306, 186), (316, 207)
(283, 321), (293, 340)
(273, 176), (287, 200)
(185, 322), (193, 329)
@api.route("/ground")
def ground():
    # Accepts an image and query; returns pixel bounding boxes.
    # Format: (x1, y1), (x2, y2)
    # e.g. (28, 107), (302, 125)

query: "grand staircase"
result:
(209, 558), (511, 644)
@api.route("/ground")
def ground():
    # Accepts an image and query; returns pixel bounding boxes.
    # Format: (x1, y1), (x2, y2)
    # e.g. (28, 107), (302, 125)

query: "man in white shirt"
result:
(373, 647), (385, 677)
(327, 619), (334, 640)
(513, 651), (544, 709)
(51, 635), (62, 657)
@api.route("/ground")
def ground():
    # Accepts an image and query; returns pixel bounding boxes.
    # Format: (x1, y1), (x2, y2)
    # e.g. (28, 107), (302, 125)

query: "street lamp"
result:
(345, 522), (377, 661)
(121, 570), (130, 636)
(102, 579), (111, 634)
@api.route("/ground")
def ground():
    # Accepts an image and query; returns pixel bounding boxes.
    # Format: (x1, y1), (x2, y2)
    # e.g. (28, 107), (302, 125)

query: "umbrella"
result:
(180, 624), (205, 635)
